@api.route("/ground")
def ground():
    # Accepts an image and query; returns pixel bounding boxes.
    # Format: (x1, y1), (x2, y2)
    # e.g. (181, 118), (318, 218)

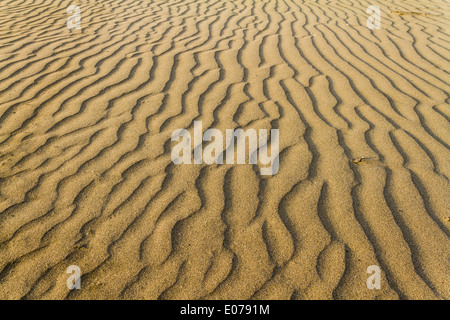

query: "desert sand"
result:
(0, 0), (449, 300)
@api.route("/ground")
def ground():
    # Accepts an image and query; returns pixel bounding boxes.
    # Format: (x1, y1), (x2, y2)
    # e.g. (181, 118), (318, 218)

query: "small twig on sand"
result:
(351, 156), (376, 164)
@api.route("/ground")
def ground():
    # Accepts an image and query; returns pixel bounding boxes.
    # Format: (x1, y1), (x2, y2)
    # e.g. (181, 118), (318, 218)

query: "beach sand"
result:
(0, 0), (449, 299)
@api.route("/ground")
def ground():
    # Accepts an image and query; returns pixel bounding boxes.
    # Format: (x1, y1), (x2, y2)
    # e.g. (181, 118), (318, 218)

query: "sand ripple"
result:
(0, 0), (449, 299)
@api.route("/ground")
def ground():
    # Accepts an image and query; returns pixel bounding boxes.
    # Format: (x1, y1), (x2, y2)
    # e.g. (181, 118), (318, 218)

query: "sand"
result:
(0, 0), (449, 300)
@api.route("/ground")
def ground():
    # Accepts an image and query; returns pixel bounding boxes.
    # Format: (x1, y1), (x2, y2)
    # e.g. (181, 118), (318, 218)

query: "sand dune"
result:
(0, 0), (449, 300)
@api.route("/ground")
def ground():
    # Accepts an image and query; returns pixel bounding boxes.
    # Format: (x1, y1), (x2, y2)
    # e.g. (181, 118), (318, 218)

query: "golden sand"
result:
(0, 0), (449, 299)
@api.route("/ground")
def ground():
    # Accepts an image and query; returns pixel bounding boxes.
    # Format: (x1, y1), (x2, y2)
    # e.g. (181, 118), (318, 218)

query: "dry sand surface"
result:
(0, 0), (449, 300)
